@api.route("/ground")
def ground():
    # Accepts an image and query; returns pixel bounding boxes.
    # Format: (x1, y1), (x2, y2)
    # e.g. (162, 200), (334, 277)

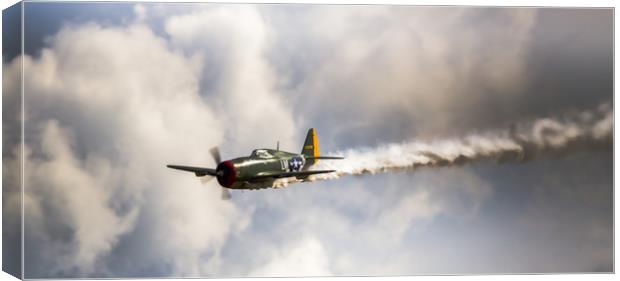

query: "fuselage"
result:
(216, 149), (306, 189)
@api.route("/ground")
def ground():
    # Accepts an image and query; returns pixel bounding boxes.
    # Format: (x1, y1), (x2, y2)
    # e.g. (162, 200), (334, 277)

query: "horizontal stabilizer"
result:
(304, 156), (345, 160)
(249, 170), (336, 180)
(167, 165), (217, 177)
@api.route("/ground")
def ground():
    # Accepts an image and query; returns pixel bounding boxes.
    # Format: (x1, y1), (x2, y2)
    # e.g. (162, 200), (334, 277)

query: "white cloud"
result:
(249, 237), (331, 277)
(165, 6), (298, 154)
(24, 120), (139, 274)
(228, 167), (493, 276)
(14, 20), (248, 277)
(133, 4), (147, 22)
(266, 6), (538, 142)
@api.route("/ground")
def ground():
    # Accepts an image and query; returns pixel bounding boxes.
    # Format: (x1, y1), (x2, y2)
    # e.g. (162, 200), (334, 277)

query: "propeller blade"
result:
(221, 187), (232, 200)
(210, 146), (222, 164)
(200, 175), (215, 184)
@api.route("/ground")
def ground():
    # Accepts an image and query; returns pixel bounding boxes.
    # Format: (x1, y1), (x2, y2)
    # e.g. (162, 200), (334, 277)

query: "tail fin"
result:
(301, 128), (320, 166)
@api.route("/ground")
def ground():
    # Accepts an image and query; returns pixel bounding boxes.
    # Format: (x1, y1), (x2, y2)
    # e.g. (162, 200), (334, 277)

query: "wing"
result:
(249, 170), (335, 180)
(167, 165), (217, 177)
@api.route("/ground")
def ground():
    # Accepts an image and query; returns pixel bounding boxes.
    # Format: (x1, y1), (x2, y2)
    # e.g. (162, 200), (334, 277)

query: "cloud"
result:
(24, 120), (139, 275)
(164, 6), (298, 154)
(219, 167), (493, 276)
(262, 7), (612, 150)
(262, 6), (539, 146)
(12, 20), (251, 277)
(249, 237), (331, 277)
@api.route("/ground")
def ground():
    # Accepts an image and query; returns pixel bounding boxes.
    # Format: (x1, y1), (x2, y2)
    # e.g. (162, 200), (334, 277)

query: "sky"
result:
(1, 2), (613, 278)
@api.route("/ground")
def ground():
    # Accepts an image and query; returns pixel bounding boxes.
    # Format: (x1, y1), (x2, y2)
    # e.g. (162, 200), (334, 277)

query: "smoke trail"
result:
(304, 103), (612, 182)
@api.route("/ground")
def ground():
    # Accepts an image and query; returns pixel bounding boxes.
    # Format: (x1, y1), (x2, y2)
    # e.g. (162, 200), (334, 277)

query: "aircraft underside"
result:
(231, 177), (304, 190)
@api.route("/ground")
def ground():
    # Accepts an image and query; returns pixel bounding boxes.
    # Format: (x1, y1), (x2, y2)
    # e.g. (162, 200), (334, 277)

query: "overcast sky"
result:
(2, 2), (613, 278)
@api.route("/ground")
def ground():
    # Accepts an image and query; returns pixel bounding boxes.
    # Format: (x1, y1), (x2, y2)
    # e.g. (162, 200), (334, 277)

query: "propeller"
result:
(200, 175), (214, 184)
(209, 146), (231, 200)
(210, 146), (222, 166)
(221, 188), (232, 200)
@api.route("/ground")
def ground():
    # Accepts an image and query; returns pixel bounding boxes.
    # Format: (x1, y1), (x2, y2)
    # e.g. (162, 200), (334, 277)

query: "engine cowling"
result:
(216, 160), (236, 188)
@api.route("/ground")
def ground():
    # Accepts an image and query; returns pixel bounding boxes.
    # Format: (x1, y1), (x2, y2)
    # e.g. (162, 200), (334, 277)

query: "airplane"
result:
(167, 128), (344, 198)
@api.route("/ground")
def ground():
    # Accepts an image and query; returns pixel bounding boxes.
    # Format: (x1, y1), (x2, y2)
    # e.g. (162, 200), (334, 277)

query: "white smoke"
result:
(305, 104), (612, 182)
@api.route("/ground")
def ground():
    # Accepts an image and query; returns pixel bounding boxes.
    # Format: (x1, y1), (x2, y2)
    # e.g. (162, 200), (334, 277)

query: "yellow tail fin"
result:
(301, 128), (320, 165)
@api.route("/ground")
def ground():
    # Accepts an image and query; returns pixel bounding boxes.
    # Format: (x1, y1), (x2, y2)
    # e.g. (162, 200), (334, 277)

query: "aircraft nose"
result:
(216, 160), (236, 187)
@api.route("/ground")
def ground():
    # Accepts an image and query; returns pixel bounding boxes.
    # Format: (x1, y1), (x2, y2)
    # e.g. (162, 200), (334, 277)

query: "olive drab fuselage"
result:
(217, 149), (307, 189)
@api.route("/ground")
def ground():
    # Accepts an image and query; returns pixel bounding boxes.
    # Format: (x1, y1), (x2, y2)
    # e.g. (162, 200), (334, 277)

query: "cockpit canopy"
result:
(251, 149), (273, 159)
